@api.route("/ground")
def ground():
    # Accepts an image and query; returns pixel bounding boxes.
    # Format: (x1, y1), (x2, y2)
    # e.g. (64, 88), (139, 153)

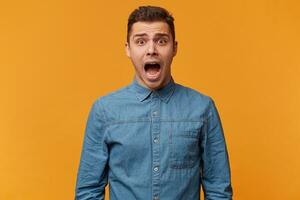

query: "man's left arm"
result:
(200, 98), (233, 200)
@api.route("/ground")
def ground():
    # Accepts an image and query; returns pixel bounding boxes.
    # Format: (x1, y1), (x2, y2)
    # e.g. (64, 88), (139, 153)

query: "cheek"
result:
(162, 52), (175, 64)
(130, 52), (144, 71)
(130, 50), (144, 62)
(161, 47), (175, 58)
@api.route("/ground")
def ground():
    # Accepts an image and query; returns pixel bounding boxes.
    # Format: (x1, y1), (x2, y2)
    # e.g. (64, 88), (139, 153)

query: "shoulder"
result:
(171, 82), (218, 120)
(90, 83), (137, 116)
(95, 83), (132, 103)
(174, 83), (213, 105)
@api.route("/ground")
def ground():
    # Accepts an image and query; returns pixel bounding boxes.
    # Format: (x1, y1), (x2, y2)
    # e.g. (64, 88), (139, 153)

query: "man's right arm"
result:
(75, 99), (109, 200)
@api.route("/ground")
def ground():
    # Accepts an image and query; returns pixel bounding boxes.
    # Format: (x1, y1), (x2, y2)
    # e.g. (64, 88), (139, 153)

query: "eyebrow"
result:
(154, 33), (170, 38)
(132, 33), (170, 39)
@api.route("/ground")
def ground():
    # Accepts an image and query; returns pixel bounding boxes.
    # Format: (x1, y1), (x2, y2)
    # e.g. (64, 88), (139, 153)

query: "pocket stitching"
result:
(169, 129), (200, 169)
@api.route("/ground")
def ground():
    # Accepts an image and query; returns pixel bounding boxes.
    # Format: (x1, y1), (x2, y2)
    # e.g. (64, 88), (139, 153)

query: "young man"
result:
(75, 6), (233, 200)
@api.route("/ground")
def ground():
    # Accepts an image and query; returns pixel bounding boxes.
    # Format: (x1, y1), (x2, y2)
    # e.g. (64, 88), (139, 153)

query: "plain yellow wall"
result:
(1, 0), (300, 199)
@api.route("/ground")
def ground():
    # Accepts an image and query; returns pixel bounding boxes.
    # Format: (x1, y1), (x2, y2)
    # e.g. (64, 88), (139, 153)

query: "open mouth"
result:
(144, 63), (161, 80)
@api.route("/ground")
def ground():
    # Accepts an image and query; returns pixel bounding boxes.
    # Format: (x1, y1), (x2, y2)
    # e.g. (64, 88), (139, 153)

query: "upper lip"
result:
(144, 61), (161, 65)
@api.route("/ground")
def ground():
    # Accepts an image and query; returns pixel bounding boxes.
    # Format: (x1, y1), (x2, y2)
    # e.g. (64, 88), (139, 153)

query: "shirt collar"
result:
(130, 76), (176, 103)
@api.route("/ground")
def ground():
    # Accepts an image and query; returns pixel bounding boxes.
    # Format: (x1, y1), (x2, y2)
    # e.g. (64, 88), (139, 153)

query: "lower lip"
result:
(144, 67), (162, 81)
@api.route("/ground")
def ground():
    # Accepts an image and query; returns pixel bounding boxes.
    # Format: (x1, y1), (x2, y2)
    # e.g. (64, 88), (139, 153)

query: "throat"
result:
(145, 64), (161, 75)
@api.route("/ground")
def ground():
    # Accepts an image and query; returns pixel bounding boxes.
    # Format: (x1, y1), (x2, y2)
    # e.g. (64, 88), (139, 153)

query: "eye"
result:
(157, 38), (168, 45)
(135, 38), (146, 46)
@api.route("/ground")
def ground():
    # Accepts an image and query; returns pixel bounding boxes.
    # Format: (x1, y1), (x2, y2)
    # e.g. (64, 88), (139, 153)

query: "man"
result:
(75, 6), (233, 200)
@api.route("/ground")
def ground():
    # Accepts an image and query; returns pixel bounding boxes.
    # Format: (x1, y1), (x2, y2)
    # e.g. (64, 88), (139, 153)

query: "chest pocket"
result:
(169, 121), (203, 169)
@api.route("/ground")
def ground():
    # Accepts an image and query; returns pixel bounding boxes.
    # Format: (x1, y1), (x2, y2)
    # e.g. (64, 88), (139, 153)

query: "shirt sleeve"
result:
(75, 99), (109, 200)
(201, 98), (233, 200)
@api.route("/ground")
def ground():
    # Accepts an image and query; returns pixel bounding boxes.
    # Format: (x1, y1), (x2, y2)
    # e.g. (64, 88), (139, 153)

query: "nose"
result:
(146, 41), (158, 56)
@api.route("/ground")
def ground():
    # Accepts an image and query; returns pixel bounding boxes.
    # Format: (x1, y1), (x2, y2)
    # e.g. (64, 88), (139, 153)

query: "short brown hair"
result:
(127, 6), (175, 43)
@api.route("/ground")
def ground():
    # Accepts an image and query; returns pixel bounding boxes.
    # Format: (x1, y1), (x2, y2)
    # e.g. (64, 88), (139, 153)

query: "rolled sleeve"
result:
(201, 98), (233, 200)
(75, 99), (109, 200)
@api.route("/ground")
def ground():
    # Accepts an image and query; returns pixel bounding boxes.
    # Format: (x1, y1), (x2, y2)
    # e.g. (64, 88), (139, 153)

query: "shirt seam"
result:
(105, 118), (204, 126)
(95, 98), (110, 153)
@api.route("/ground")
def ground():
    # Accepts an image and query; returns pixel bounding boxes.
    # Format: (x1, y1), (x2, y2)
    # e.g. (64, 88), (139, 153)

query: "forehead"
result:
(130, 21), (171, 38)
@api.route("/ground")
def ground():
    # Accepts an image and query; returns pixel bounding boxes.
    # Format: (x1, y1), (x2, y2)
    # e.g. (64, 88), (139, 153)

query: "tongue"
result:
(147, 66), (160, 75)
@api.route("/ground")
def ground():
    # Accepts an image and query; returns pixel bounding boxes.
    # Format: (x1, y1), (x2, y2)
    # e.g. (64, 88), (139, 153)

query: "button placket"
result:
(150, 92), (161, 199)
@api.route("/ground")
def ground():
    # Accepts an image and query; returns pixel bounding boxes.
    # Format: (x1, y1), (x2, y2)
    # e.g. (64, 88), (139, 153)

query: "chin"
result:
(146, 81), (163, 90)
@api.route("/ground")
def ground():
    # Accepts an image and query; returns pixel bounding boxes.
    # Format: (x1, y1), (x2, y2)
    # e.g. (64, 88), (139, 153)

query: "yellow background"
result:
(1, 0), (300, 199)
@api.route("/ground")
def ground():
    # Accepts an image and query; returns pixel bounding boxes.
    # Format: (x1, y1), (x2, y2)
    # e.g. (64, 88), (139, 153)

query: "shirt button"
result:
(153, 196), (159, 200)
(152, 111), (158, 116)
(153, 137), (159, 143)
(153, 166), (159, 172)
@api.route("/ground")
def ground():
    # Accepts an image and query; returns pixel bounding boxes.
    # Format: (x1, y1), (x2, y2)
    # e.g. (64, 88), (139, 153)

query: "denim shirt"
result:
(75, 77), (233, 200)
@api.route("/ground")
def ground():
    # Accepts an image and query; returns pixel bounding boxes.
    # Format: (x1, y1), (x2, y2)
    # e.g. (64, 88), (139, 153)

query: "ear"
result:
(125, 42), (131, 58)
(173, 41), (178, 56)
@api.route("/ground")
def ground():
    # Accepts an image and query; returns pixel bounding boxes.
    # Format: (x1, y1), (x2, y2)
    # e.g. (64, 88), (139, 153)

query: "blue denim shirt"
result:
(75, 77), (233, 200)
